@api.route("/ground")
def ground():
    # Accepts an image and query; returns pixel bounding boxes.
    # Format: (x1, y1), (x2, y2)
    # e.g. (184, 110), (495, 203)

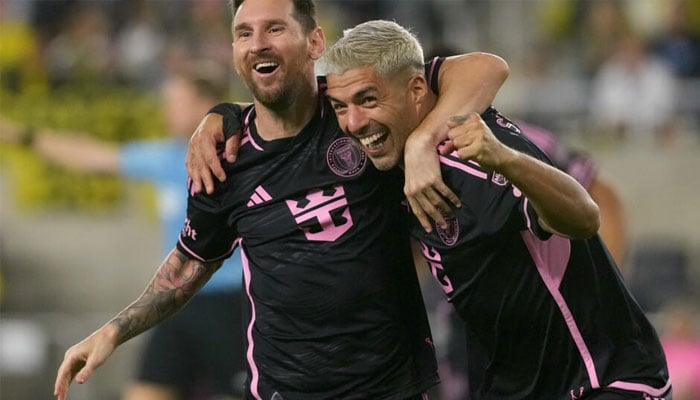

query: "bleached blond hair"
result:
(322, 20), (424, 79)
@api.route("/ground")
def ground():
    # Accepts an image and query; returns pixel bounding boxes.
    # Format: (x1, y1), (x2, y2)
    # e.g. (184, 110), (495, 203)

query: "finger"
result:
(418, 190), (448, 229)
(224, 134), (240, 163)
(202, 170), (216, 195)
(54, 358), (80, 399)
(54, 370), (69, 400)
(415, 191), (448, 230)
(185, 158), (202, 194)
(75, 361), (96, 385)
(433, 182), (461, 208)
(437, 140), (455, 155)
(191, 178), (202, 195)
(407, 196), (433, 233)
(206, 151), (226, 183)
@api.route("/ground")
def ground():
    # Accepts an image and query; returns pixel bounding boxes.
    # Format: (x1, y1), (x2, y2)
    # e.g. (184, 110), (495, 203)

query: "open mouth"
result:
(358, 131), (389, 151)
(254, 62), (279, 74)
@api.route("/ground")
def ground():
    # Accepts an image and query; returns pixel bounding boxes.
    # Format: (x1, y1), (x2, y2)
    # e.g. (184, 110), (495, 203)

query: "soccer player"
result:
(320, 19), (671, 400)
(53, 1), (509, 399)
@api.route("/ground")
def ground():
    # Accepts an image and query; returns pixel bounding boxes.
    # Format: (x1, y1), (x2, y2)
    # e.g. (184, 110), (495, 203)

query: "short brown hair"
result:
(230, 0), (317, 32)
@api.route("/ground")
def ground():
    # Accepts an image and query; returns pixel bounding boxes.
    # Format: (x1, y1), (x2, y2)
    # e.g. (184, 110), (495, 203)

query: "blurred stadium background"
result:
(1, 0), (699, 399)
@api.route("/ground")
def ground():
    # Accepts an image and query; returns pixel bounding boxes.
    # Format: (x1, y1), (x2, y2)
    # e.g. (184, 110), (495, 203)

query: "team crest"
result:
(327, 137), (367, 177)
(492, 172), (508, 186)
(436, 213), (459, 246)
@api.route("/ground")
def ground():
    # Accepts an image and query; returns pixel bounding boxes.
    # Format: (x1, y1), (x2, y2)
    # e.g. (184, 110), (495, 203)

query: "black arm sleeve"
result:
(207, 102), (243, 140)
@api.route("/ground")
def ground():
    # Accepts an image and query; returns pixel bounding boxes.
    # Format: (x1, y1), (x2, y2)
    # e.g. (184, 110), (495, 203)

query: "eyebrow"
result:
(327, 86), (377, 104)
(234, 18), (287, 32)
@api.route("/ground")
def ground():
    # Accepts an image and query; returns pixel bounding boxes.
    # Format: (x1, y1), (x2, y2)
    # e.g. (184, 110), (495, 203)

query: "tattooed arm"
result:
(54, 249), (222, 400)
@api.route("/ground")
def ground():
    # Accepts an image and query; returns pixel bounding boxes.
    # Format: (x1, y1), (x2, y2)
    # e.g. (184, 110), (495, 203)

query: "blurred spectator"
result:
(659, 301), (700, 400)
(114, 0), (166, 88)
(0, 0), (48, 93)
(179, 0), (232, 72)
(42, 3), (116, 86)
(582, 0), (633, 75)
(652, 0), (700, 78)
(29, 0), (77, 50)
(588, 31), (678, 145)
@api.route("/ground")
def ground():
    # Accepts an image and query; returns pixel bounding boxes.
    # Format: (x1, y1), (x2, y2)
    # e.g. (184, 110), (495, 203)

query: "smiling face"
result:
(326, 66), (427, 170)
(232, 0), (324, 110)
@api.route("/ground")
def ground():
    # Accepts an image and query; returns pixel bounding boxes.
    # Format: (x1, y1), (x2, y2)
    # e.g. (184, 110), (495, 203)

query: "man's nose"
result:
(250, 31), (271, 53)
(346, 106), (369, 135)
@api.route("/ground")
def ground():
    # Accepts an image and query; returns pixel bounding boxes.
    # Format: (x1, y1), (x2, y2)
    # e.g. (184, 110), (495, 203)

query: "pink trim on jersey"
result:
(606, 379), (672, 398)
(520, 231), (601, 389)
(438, 155), (488, 180)
(319, 81), (327, 118)
(177, 238), (237, 263)
(428, 57), (439, 88)
(241, 108), (264, 151)
(241, 245), (262, 400)
(522, 198), (533, 233)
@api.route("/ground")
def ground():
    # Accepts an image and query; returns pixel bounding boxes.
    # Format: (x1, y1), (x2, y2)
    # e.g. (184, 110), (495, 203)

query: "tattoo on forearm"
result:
(109, 251), (219, 344)
(449, 114), (471, 124)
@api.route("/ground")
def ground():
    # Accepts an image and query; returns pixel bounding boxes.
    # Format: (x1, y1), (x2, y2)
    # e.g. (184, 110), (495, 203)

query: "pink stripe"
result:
(250, 193), (263, 205)
(241, 246), (262, 400)
(177, 238), (236, 263)
(522, 198), (533, 232)
(187, 177), (195, 196)
(438, 155), (488, 179)
(319, 82), (327, 117)
(255, 185), (272, 201)
(242, 109), (263, 151)
(606, 379), (671, 398)
(521, 231), (601, 388)
(428, 56), (439, 88)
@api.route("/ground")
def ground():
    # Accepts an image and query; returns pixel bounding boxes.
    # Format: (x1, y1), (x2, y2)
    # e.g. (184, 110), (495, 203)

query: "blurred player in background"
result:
(2, 62), (246, 400)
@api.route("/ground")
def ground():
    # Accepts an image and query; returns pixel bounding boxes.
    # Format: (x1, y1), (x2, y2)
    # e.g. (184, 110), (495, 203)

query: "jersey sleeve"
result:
(208, 102), (244, 140)
(424, 56), (444, 95)
(476, 109), (554, 240)
(176, 186), (238, 262)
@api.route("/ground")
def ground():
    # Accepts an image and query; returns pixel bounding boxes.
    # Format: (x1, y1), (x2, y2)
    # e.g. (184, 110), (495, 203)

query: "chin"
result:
(370, 156), (399, 171)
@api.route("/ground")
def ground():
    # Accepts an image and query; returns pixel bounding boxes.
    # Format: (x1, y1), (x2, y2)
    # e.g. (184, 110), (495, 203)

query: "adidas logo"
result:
(248, 185), (272, 207)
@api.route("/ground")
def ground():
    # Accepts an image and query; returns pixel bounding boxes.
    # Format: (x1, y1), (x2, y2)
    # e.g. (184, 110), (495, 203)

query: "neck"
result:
(253, 81), (319, 140)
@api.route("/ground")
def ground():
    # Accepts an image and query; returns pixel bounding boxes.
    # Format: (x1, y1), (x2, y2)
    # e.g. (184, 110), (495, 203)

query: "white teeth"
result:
(359, 132), (386, 148)
(254, 62), (278, 71)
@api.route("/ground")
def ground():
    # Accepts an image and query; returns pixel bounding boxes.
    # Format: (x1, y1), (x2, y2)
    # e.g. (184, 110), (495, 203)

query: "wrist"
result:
(406, 129), (439, 152)
(208, 103), (242, 140)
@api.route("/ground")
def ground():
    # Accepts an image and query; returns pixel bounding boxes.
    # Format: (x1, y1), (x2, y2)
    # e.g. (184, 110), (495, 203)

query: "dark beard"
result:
(250, 84), (295, 112)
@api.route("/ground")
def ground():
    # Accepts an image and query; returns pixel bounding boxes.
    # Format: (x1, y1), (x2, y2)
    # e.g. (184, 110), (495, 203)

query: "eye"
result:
(235, 30), (252, 40)
(331, 102), (347, 114)
(361, 97), (377, 107)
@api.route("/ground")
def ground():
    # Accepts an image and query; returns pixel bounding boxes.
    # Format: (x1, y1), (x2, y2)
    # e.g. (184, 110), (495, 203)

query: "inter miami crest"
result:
(326, 137), (367, 177)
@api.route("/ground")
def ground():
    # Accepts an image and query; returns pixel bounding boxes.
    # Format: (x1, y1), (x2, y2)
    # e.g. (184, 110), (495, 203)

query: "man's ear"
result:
(408, 74), (430, 105)
(309, 27), (325, 60)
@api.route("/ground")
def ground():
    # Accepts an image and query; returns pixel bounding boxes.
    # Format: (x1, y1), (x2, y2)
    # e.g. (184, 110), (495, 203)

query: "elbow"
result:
(492, 53), (510, 83)
(574, 200), (601, 239)
(478, 51), (510, 83)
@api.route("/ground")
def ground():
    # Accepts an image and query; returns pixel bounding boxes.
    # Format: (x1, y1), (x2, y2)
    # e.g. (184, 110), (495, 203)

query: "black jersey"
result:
(412, 108), (670, 400)
(178, 78), (438, 399)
